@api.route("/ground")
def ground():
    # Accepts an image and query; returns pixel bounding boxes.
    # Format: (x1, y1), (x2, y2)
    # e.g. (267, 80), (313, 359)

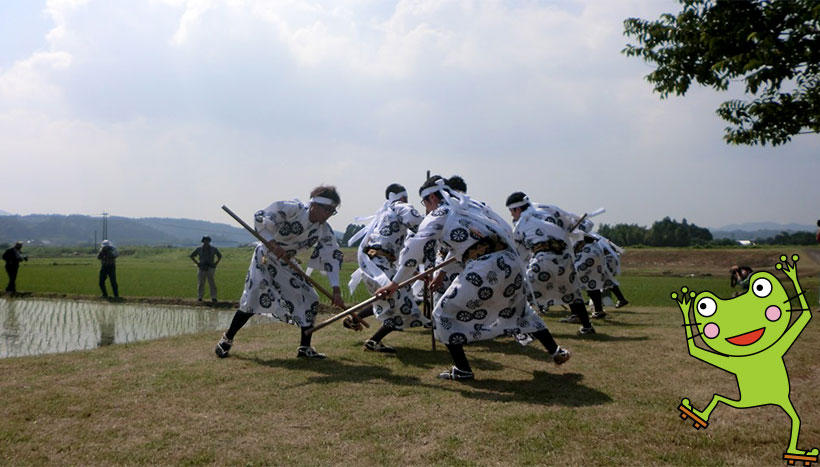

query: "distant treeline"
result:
(598, 217), (816, 247)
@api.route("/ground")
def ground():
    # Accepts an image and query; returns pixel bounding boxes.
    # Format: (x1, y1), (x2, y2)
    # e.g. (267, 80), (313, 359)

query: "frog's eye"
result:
(751, 277), (772, 298)
(696, 297), (717, 317)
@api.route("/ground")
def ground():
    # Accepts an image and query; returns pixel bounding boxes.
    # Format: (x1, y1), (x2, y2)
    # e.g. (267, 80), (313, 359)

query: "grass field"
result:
(1, 246), (819, 464)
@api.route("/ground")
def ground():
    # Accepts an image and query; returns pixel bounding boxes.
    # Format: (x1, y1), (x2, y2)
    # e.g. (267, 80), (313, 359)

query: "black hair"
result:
(310, 185), (341, 205)
(418, 175), (445, 200)
(817, 219), (820, 228)
(447, 175), (467, 193)
(385, 183), (406, 200)
(505, 191), (530, 210)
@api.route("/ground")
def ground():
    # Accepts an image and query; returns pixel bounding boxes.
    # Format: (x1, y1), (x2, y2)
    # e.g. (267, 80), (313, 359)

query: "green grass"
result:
(2, 246), (819, 464)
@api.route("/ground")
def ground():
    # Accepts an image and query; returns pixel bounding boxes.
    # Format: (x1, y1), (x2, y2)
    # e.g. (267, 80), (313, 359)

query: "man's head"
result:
(201, 236), (211, 244)
(308, 185), (341, 223)
(506, 192), (530, 221)
(101, 240), (111, 248)
(14, 241), (22, 250)
(385, 183), (408, 203)
(418, 176), (445, 214)
(447, 175), (467, 193)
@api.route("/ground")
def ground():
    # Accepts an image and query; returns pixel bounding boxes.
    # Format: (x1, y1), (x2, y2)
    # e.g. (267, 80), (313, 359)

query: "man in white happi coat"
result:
(506, 192), (596, 335)
(214, 186), (345, 360)
(376, 177), (570, 381)
(346, 183), (426, 353)
(593, 233), (629, 309)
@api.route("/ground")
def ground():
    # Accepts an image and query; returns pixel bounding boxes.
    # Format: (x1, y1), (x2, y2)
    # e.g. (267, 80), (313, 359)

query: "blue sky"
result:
(0, 0), (817, 230)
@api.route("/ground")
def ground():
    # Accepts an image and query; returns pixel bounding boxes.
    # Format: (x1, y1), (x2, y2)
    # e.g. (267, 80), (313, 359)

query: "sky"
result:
(0, 0), (818, 231)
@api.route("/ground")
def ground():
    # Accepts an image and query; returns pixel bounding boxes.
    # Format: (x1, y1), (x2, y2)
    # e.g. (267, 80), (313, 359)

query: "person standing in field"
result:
(190, 236), (222, 303)
(505, 192), (595, 335)
(346, 183), (426, 353)
(214, 186), (345, 360)
(97, 239), (119, 299)
(376, 178), (570, 381)
(3, 241), (28, 294)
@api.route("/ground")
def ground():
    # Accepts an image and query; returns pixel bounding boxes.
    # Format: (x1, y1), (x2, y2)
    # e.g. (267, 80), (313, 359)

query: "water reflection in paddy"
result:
(0, 298), (256, 359)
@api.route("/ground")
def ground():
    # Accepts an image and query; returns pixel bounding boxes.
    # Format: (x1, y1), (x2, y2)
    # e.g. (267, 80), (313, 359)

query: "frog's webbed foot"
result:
(671, 288), (696, 320)
(783, 448), (817, 466)
(678, 398), (708, 430)
(776, 254), (800, 280)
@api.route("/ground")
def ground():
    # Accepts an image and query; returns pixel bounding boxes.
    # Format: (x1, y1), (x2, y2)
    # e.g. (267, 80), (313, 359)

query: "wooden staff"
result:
(221, 204), (369, 328)
(423, 273), (436, 351)
(307, 257), (457, 335)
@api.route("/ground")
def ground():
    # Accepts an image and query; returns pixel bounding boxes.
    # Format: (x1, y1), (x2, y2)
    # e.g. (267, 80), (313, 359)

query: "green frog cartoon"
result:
(671, 254), (817, 465)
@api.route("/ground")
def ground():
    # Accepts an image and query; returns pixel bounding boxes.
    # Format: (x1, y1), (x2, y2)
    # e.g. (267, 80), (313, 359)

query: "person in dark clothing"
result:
(3, 241), (27, 293)
(729, 265), (753, 296)
(97, 240), (119, 298)
(190, 236), (222, 302)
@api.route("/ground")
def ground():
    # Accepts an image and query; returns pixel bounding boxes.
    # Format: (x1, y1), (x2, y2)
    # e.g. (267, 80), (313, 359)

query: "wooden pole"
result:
(221, 204), (369, 328)
(307, 257), (457, 335)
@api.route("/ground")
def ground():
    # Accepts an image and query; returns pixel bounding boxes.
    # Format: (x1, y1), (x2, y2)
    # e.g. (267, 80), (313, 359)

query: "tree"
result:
(623, 0), (820, 146)
(340, 224), (365, 247)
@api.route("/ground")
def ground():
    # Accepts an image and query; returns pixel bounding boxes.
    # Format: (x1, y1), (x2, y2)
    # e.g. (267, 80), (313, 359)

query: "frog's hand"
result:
(777, 254), (812, 353)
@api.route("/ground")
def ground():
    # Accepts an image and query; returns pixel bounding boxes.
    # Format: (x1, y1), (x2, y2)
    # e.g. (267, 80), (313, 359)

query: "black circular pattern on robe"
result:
(569, 272), (576, 283)
(423, 240), (437, 262)
(478, 287), (493, 300)
(562, 293), (576, 304)
(585, 258), (594, 267)
(446, 287), (458, 300)
(587, 280), (597, 289)
(465, 272), (483, 287)
(457, 311), (473, 322)
(282, 300), (295, 313)
(278, 223), (292, 236)
(323, 263), (332, 272)
(333, 250), (344, 262)
(486, 270), (498, 284)
(254, 211), (265, 223)
(580, 276), (589, 283)
(448, 333), (467, 345)
(503, 284), (517, 297)
(290, 222), (303, 235)
(379, 226), (393, 236)
(604, 279), (614, 288)
(310, 248), (320, 259)
(546, 216), (556, 225)
(466, 299), (482, 310)
(259, 293), (272, 308)
(538, 271), (551, 282)
(499, 307), (515, 319)
(290, 277), (302, 289)
(393, 316), (404, 328)
(431, 207), (448, 217)
(400, 297), (412, 314)
(410, 208), (421, 217)
(473, 309), (487, 320)
(389, 221), (400, 233)
(557, 266), (566, 276)
(531, 263), (540, 273)
(578, 263), (587, 271)
(267, 263), (278, 277)
(597, 265), (603, 273)
(513, 273), (523, 287)
(450, 228), (469, 242)
(469, 229), (482, 240)
(404, 259), (418, 268)
(439, 317), (453, 330)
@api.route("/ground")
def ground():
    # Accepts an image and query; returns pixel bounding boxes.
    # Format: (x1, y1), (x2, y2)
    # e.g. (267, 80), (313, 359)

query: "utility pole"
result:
(101, 212), (108, 240)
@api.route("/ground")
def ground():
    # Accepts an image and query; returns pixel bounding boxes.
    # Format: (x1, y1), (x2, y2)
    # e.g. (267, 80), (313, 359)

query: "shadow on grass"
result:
(456, 371), (612, 406)
(548, 332), (650, 343)
(234, 351), (611, 407)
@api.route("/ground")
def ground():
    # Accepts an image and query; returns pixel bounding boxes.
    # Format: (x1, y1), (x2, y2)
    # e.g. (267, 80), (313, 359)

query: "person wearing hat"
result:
(190, 236), (222, 302)
(97, 239), (119, 299)
(3, 241), (28, 294)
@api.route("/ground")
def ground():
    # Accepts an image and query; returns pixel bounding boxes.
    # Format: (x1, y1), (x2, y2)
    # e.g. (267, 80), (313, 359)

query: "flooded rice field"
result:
(0, 298), (252, 358)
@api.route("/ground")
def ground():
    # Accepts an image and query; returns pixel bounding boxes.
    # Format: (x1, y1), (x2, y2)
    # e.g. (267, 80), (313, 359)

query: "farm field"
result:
(1, 245), (818, 465)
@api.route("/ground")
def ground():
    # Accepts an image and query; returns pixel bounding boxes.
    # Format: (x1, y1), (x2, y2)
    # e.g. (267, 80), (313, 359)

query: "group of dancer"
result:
(214, 176), (628, 381)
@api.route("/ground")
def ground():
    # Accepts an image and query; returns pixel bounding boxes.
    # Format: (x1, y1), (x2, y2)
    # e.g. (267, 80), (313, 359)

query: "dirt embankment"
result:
(621, 246), (820, 277)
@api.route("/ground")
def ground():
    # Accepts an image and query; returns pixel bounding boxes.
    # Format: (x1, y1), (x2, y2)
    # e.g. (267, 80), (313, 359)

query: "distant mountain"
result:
(711, 222), (816, 241)
(0, 209), (11, 216)
(0, 214), (254, 247)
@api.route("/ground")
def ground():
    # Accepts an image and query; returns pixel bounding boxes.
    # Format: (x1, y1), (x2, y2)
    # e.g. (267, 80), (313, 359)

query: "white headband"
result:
(387, 191), (407, 202)
(311, 196), (336, 206)
(506, 196), (530, 209)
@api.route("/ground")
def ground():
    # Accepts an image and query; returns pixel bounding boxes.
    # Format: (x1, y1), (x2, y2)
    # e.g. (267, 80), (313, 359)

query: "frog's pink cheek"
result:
(703, 323), (719, 339)
(765, 305), (781, 322)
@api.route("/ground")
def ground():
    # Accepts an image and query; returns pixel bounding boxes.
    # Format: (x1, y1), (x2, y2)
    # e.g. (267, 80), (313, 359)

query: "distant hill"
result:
(0, 214), (254, 247)
(711, 222), (815, 241)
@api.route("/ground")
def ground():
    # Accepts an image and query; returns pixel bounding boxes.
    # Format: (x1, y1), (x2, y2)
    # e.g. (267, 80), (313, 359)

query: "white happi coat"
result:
(573, 235), (609, 292)
(392, 196), (547, 345)
(513, 207), (584, 310)
(238, 200), (343, 327)
(348, 200), (427, 329)
(532, 203), (594, 233)
(591, 233), (622, 289)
